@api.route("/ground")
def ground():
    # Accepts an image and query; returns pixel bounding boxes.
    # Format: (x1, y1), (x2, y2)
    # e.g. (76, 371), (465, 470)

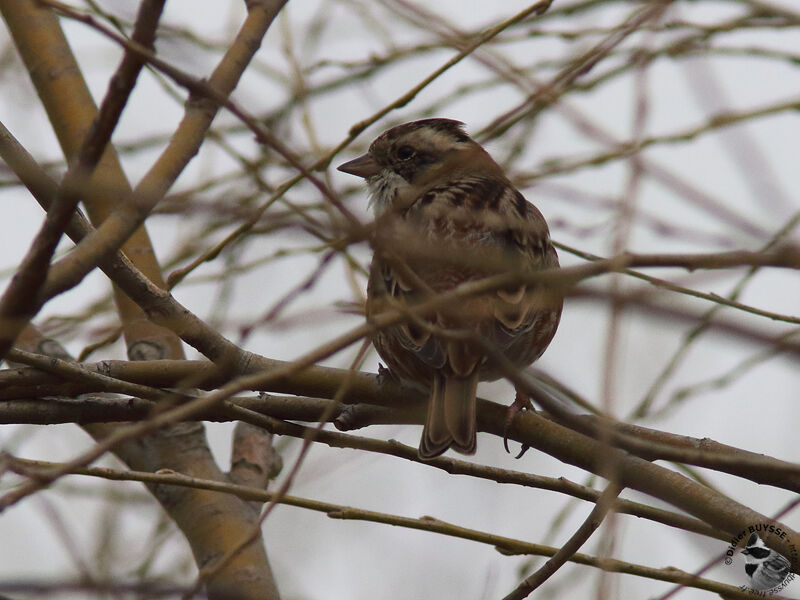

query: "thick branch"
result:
(0, 0), (166, 359)
(0, 1), (287, 598)
(1, 354), (799, 566)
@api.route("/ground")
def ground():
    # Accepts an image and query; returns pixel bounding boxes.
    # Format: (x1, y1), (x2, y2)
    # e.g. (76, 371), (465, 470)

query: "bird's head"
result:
(741, 533), (771, 563)
(338, 118), (501, 214)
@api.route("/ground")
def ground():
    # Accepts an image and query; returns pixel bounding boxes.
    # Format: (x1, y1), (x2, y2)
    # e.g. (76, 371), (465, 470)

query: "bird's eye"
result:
(396, 145), (416, 161)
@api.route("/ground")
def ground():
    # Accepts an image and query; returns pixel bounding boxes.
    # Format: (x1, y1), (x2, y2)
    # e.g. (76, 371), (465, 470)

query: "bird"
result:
(338, 118), (562, 459)
(741, 533), (791, 590)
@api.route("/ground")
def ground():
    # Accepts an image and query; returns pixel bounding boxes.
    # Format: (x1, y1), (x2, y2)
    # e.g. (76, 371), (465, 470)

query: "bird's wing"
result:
(369, 176), (561, 375)
(764, 552), (791, 576)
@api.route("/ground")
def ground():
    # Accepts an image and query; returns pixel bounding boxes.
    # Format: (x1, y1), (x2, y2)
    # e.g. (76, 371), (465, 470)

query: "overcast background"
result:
(1, 1), (799, 598)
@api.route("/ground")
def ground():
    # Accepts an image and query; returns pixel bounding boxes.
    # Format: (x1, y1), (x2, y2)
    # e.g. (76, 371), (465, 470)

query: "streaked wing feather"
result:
(371, 175), (560, 376)
(374, 261), (447, 370)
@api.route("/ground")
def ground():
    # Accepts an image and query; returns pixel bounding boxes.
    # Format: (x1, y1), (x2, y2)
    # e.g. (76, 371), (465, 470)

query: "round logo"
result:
(724, 524), (796, 593)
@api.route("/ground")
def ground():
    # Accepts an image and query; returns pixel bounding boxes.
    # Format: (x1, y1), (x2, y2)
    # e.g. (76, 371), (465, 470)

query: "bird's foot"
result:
(504, 388), (533, 458)
(376, 363), (397, 385)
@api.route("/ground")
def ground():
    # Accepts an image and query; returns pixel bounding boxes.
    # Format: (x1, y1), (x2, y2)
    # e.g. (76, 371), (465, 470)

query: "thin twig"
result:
(503, 483), (624, 599)
(3, 457), (775, 600)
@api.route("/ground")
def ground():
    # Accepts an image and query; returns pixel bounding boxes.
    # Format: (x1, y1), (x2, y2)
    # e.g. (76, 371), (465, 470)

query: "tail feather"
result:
(419, 373), (478, 459)
(419, 376), (450, 457)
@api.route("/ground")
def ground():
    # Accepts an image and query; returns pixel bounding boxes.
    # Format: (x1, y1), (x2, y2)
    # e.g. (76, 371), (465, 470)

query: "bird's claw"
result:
(376, 363), (396, 385)
(503, 389), (533, 458)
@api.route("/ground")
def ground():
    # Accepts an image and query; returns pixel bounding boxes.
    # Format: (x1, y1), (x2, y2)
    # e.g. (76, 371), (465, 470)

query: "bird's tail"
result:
(419, 373), (478, 459)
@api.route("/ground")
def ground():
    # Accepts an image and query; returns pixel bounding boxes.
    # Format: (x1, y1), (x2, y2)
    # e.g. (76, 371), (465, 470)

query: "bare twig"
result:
(503, 483), (624, 599)
(3, 458), (777, 600)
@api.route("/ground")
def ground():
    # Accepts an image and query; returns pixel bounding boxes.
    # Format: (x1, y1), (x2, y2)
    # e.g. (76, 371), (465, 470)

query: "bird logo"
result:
(741, 533), (792, 590)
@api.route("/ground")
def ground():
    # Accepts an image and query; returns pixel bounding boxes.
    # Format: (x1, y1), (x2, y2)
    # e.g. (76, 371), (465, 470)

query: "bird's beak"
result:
(337, 153), (380, 178)
(742, 549), (750, 555)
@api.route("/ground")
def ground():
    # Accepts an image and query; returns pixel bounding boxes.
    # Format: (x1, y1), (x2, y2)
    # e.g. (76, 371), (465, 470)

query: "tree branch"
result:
(3, 457), (780, 600)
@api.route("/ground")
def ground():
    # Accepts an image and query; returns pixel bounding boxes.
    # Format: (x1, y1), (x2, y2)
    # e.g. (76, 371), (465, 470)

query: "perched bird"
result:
(741, 533), (791, 590)
(338, 118), (562, 458)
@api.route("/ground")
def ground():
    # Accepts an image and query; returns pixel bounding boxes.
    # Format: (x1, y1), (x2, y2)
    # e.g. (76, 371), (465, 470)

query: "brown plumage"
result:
(338, 118), (562, 458)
